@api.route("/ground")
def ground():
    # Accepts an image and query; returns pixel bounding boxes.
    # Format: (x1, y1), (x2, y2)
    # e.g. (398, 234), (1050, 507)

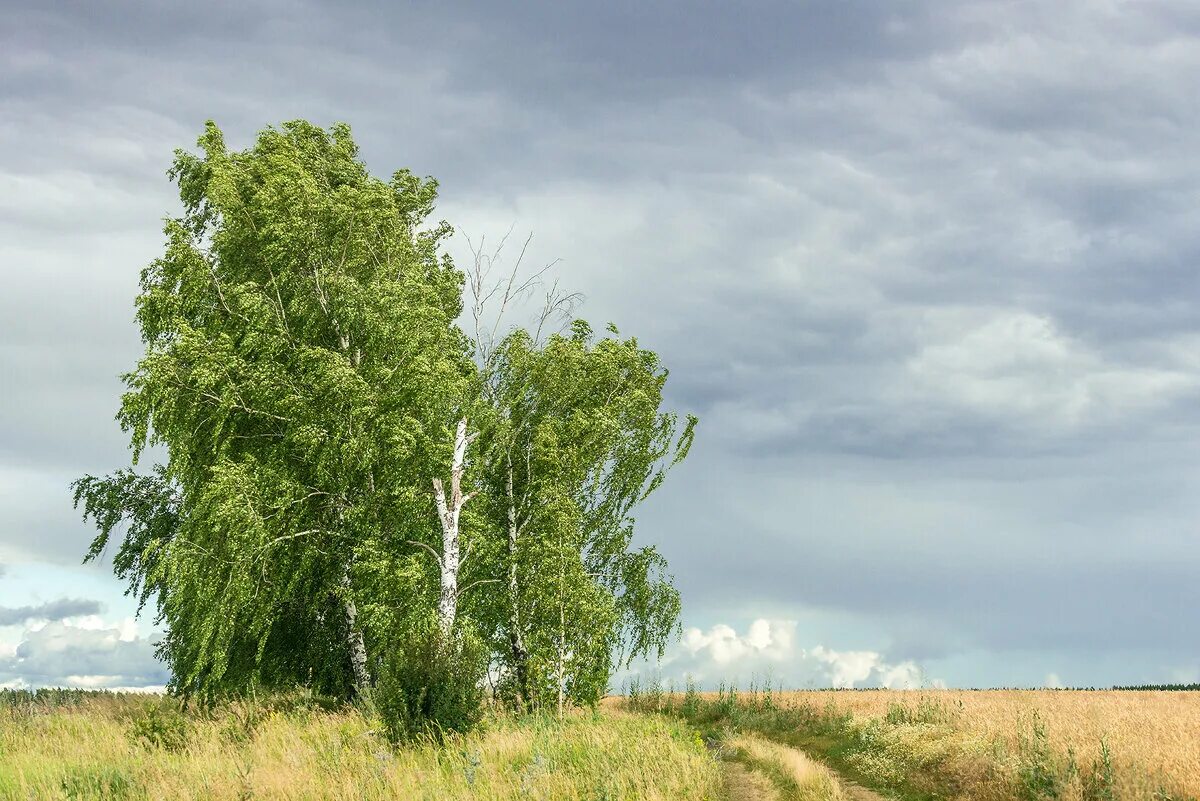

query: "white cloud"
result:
(631, 619), (930, 690)
(1043, 672), (1065, 689)
(0, 614), (166, 690)
(905, 309), (1199, 429)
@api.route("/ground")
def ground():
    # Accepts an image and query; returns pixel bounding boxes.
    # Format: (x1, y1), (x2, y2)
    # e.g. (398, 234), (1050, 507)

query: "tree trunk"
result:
(341, 571), (372, 693)
(557, 594), (565, 721)
(433, 417), (475, 637)
(557, 525), (566, 721)
(336, 340), (371, 694)
(506, 453), (531, 708)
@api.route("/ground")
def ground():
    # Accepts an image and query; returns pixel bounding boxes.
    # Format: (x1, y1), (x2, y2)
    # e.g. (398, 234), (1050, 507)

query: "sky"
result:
(2, 0), (1200, 692)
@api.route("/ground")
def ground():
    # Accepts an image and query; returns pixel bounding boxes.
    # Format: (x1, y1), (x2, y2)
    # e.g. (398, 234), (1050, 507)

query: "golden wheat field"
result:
(776, 689), (1200, 786)
(662, 687), (1200, 800)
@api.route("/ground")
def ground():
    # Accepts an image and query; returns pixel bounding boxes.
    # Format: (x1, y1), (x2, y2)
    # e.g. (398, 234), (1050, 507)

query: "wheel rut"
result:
(720, 758), (779, 800)
(712, 732), (892, 801)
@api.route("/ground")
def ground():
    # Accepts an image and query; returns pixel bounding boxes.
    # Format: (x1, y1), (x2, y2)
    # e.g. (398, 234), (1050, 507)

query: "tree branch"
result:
(457, 578), (501, 598)
(406, 539), (443, 568)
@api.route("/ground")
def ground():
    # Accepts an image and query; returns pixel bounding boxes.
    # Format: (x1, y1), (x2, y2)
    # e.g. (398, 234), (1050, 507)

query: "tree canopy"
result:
(75, 120), (697, 719)
(473, 322), (694, 709)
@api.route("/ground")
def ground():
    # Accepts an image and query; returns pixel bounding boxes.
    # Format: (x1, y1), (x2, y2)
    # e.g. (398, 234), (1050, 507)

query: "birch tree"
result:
(426, 417), (479, 635)
(455, 233), (696, 710)
(475, 322), (696, 710)
(73, 120), (471, 702)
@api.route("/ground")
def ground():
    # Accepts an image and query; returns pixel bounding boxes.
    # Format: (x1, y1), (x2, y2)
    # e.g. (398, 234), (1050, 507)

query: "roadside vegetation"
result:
(624, 681), (1200, 801)
(0, 689), (719, 801)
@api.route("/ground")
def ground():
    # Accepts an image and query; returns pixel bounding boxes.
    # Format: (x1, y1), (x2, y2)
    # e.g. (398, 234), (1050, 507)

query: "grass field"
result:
(6, 687), (1197, 801)
(623, 684), (1200, 801)
(0, 690), (719, 800)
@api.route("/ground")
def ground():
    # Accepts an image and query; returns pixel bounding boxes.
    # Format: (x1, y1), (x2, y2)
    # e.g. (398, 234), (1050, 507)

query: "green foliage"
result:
(60, 766), (141, 801)
(681, 677), (701, 718)
(71, 118), (699, 735)
(475, 324), (695, 711)
(716, 681), (739, 717)
(126, 703), (190, 752)
(1017, 713), (1062, 800)
(884, 697), (959, 726)
(374, 620), (487, 744)
(1, 687), (118, 711)
(73, 119), (471, 703)
(1082, 738), (1116, 801)
(72, 468), (178, 615)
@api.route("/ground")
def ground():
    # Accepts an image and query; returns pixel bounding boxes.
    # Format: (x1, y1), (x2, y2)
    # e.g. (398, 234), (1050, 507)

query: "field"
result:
(0, 691), (718, 801)
(774, 689), (1200, 790)
(624, 684), (1200, 801)
(5, 688), (1198, 801)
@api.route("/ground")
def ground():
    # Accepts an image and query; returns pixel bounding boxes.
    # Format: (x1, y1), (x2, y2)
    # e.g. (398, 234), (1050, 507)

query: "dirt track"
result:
(714, 735), (891, 801)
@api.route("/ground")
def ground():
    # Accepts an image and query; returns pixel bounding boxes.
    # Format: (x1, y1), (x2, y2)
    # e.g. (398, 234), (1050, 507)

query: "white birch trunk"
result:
(557, 525), (566, 721)
(341, 569), (372, 692)
(506, 453), (530, 705)
(433, 417), (476, 637)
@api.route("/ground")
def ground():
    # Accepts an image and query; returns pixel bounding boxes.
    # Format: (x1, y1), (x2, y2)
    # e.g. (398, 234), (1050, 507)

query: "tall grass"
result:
(623, 684), (1200, 801)
(0, 690), (719, 800)
(724, 732), (845, 801)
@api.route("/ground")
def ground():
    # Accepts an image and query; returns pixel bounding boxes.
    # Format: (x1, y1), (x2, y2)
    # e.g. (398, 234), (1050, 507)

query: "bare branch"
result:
(456, 577), (499, 597)
(462, 226), (576, 374)
(406, 539), (443, 568)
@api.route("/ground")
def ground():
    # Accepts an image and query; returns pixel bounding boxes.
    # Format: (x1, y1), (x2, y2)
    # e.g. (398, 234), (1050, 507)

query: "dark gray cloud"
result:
(3, 0), (1200, 687)
(0, 598), (102, 626)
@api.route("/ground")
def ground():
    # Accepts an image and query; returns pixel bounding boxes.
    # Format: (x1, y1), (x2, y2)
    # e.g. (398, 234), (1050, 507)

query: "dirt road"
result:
(714, 735), (891, 801)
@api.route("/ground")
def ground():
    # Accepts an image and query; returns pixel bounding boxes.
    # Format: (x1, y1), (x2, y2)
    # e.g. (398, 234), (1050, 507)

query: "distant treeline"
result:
(1112, 684), (1200, 691)
(0, 688), (126, 709)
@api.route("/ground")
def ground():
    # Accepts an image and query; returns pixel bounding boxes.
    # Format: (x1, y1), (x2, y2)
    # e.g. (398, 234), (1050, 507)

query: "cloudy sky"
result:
(3, 0), (1200, 691)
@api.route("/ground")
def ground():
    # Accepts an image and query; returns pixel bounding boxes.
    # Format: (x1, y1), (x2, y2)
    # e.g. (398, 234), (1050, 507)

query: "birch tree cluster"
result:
(72, 120), (696, 729)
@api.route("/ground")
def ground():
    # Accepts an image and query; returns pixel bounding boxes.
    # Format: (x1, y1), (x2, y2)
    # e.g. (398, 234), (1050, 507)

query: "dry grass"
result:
(725, 732), (846, 801)
(0, 693), (720, 800)
(774, 689), (1200, 795)
(626, 686), (1200, 800)
(722, 759), (780, 801)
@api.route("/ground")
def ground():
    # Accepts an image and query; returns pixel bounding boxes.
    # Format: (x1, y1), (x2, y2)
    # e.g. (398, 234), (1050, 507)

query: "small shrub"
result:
(218, 701), (264, 744)
(681, 677), (700, 718)
(643, 678), (664, 712)
(716, 682), (738, 718)
(375, 620), (486, 744)
(1082, 738), (1116, 801)
(1017, 712), (1062, 800)
(126, 703), (190, 752)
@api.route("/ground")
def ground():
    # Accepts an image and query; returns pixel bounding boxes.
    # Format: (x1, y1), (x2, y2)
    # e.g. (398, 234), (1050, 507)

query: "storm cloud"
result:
(2, 0), (1199, 688)
(0, 598), (102, 626)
